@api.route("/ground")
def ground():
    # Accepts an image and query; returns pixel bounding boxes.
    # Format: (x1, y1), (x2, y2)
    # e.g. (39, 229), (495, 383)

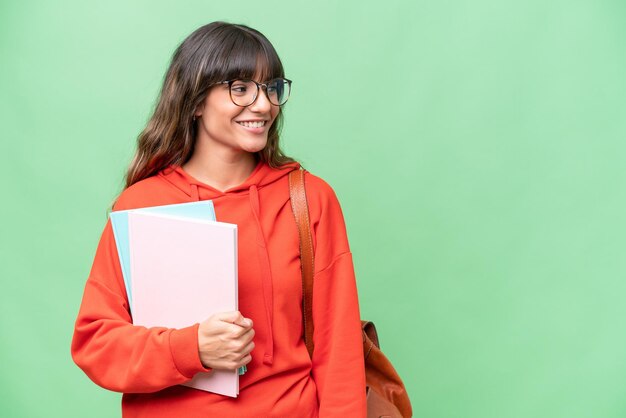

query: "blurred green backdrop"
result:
(1, 0), (625, 417)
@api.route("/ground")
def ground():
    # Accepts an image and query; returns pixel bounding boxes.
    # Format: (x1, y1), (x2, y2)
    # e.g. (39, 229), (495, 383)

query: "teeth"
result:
(238, 121), (266, 128)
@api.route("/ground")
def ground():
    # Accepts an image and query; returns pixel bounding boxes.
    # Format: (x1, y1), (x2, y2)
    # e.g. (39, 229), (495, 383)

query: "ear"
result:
(194, 101), (205, 118)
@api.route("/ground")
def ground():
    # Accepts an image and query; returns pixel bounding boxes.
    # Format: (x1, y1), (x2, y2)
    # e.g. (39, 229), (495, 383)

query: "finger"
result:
(229, 323), (254, 338)
(215, 311), (245, 324)
(241, 340), (255, 356)
(216, 311), (252, 330)
(233, 317), (253, 328)
(229, 335), (255, 356)
(239, 327), (255, 344)
(236, 354), (252, 368)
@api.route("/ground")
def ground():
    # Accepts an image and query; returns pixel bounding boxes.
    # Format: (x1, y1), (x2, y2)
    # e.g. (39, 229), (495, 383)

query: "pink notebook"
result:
(127, 211), (239, 397)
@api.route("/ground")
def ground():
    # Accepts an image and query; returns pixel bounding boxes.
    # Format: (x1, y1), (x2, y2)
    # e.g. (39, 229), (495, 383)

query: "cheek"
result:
(269, 108), (280, 126)
(210, 109), (242, 131)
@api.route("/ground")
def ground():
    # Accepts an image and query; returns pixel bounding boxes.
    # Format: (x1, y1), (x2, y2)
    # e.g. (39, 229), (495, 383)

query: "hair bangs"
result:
(212, 30), (284, 82)
(254, 42), (285, 81)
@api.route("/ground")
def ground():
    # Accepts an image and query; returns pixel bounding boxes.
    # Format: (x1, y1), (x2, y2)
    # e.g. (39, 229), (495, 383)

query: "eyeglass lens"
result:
(230, 79), (291, 106)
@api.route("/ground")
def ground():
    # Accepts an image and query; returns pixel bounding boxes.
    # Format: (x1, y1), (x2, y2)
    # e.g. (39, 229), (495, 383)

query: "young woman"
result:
(71, 22), (366, 417)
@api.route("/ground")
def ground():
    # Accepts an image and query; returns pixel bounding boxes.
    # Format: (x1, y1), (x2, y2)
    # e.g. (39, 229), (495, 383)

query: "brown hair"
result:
(124, 22), (294, 188)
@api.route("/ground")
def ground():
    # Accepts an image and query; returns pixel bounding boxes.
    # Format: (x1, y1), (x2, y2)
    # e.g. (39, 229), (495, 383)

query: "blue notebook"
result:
(110, 201), (216, 309)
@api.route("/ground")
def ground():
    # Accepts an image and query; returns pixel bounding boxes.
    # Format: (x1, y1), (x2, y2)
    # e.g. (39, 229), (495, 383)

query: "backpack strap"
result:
(288, 169), (315, 358)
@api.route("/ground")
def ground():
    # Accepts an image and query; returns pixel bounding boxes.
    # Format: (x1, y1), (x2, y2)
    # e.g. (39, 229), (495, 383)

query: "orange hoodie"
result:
(71, 161), (367, 418)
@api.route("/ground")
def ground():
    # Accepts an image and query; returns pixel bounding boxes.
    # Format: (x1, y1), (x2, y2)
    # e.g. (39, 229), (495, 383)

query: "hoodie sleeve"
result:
(306, 174), (367, 417)
(71, 218), (211, 393)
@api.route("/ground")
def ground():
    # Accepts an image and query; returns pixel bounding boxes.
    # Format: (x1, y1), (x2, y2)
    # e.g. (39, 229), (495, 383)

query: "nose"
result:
(248, 86), (273, 113)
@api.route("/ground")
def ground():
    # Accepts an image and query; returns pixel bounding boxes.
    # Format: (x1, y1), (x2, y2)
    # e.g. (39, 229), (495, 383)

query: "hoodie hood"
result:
(158, 160), (301, 366)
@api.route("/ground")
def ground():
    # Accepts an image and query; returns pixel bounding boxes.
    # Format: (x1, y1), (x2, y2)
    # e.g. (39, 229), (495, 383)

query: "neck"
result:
(182, 148), (258, 192)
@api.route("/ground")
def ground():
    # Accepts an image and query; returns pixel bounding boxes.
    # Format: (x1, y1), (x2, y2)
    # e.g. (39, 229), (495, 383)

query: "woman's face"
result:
(194, 77), (280, 157)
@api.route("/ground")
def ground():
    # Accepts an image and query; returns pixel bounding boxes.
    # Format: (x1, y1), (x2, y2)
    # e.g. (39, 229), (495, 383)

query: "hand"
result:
(197, 311), (255, 370)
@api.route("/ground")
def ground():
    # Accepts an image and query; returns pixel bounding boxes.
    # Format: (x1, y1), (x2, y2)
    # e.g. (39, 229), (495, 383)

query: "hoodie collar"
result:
(159, 160), (301, 201)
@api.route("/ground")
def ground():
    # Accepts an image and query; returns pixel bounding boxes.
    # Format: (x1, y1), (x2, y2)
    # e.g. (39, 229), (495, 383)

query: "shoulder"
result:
(303, 170), (339, 198)
(112, 177), (161, 211)
(303, 170), (339, 196)
(300, 170), (351, 263)
(302, 171), (344, 217)
(112, 174), (182, 211)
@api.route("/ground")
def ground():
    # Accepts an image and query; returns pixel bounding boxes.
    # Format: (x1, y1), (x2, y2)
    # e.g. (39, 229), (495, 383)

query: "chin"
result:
(241, 138), (268, 153)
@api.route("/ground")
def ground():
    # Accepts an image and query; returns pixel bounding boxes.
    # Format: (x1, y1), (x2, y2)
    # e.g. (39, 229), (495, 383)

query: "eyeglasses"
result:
(213, 78), (292, 107)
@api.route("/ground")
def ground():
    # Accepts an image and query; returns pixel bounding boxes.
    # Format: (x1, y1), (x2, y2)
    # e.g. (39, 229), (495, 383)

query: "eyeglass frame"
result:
(210, 78), (292, 107)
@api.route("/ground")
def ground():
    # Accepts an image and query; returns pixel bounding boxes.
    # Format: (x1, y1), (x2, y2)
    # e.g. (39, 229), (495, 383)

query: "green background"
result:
(2, 0), (625, 417)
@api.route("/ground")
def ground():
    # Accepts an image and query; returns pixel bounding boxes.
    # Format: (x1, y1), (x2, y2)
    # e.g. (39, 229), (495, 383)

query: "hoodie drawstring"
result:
(184, 173), (279, 366)
(249, 185), (275, 365)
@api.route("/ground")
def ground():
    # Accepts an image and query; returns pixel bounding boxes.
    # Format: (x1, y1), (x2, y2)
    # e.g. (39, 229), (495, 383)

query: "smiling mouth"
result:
(237, 120), (267, 128)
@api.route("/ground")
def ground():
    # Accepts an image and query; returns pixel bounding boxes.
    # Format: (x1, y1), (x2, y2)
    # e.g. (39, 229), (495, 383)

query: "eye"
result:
(266, 80), (283, 93)
(231, 83), (248, 95)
